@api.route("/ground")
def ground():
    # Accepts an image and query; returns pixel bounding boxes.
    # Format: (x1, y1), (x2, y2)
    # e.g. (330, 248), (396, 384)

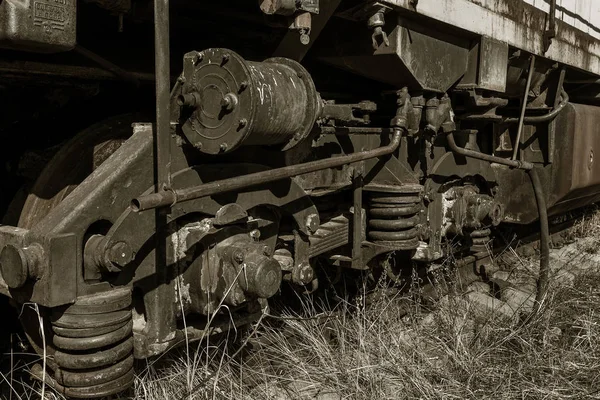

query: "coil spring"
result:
(50, 287), (134, 399)
(469, 228), (491, 253)
(367, 186), (423, 250)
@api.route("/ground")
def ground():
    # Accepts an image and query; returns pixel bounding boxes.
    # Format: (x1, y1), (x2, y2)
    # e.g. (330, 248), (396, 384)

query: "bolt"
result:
(106, 241), (134, 268)
(239, 81), (249, 92)
(193, 141), (203, 150)
(196, 51), (204, 64)
(249, 229), (261, 241)
(219, 143), (228, 152)
(261, 245), (272, 256)
(305, 214), (319, 234)
(233, 251), (245, 263)
(221, 93), (238, 112)
(239, 118), (248, 128)
(297, 262), (314, 284)
(177, 75), (186, 84)
(222, 53), (230, 63)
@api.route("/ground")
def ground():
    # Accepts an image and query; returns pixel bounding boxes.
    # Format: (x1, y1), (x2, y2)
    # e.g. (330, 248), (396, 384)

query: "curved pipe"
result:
(446, 132), (534, 170)
(504, 89), (569, 124)
(132, 129), (403, 212)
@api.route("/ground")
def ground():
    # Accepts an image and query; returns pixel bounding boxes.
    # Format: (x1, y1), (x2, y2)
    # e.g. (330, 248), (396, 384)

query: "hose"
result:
(528, 168), (550, 312)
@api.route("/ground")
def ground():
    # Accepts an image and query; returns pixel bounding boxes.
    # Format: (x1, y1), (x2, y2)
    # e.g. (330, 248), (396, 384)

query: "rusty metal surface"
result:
(132, 130), (403, 211)
(380, 0), (600, 76)
(178, 49), (320, 154)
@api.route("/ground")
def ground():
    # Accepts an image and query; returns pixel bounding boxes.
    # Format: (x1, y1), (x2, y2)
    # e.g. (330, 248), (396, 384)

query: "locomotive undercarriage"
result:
(1, 0), (600, 398)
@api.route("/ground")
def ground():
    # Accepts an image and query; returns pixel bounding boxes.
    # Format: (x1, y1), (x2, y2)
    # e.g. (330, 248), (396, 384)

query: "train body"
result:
(0, 0), (599, 397)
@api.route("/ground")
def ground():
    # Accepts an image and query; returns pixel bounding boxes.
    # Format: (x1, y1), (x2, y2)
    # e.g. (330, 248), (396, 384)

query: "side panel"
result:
(381, 0), (600, 76)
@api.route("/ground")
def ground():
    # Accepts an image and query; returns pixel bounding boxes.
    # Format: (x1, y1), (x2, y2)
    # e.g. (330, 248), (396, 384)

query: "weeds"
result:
(4, 212), (600, 399)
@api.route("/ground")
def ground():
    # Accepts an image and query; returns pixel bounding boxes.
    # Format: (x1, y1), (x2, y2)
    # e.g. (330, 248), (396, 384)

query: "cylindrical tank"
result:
(178, 48), (320, 154)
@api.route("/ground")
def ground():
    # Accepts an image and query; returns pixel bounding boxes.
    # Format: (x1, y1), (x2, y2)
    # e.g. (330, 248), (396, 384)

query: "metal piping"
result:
(544, 0), (557, 52)
(154, 0), (171, 190)
(504, 89), (569, 125)
(131, 129), (403, 212)
(446, 132), (534, 170)
(512, 55), (536, 161)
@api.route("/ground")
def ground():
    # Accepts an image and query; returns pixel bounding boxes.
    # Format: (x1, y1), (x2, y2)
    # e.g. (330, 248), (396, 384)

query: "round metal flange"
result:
(183, 48), (254, 154)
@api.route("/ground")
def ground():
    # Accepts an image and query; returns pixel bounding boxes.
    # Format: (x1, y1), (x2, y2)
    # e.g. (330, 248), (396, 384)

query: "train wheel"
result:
(14, 115), (139, 399)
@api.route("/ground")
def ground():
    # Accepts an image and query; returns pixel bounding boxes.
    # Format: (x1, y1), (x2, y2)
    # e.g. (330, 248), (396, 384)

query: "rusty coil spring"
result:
(50, 287), (134, 399)
(469, 228), (492, 253)
(367, 186), (423, 250)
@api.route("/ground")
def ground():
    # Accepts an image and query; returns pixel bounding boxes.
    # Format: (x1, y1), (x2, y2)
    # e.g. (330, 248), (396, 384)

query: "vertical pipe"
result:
(512, 55), (536, 161)
(149, 0), (176, 347)
(154, 0), (171, 190)
(548, 67), (566, 164)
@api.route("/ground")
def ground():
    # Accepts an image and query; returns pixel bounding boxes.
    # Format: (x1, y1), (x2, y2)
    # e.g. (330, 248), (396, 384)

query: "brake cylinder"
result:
(178, 48), (321, 154)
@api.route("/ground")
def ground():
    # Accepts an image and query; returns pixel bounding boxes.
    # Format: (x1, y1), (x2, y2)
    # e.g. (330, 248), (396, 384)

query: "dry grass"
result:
(133, 267), (600, 400)
(4, 213), (600, 399)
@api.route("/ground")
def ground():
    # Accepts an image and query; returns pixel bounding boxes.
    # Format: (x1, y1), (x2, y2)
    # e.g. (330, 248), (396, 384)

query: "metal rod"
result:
(548, 68), (567, 164)
(446, 132), (534, 170)
(154, 0), (171, 190)
(149, 0), (176, 346)
(512, 55), (536, 161)
(132, 129), (403, 212)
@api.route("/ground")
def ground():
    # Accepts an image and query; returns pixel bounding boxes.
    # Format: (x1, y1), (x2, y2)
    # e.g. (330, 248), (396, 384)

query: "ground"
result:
(3, 213), (600, 399)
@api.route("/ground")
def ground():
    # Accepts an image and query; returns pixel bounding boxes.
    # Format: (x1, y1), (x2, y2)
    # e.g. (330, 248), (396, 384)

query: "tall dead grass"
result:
(4, 212), (600, 399)
(135, 266), (600, 400)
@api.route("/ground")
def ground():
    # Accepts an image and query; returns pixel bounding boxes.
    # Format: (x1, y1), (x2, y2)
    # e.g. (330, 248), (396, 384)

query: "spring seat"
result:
(367, 185), (423, 250)
(50, 287), (134, 398)
(468, 228), (492, 253)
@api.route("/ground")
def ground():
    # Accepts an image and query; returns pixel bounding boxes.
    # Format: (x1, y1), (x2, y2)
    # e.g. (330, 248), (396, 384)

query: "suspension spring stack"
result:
(367, 185), (423, 250)
(468, 228), (492, 253)
(50, 287), (134, 398)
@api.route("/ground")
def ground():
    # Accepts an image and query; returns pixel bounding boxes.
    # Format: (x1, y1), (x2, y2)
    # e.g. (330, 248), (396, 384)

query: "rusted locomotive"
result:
(1, 0), (599, 397)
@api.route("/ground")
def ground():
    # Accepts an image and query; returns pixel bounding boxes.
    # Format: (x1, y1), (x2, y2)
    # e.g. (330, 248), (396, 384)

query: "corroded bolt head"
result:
(261, 245), (272, 256)
(249, 229), (261, 241)
(196, 51), (204, 64)
(106, 241), (134, 268)
(219, 143), (228, 152)
(233, 251), (245, 263)
(239, 81), (249, 91)
(239, 118), (248, 128)
(221, 93), (238, 112)
(222, 53), (230, 63)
